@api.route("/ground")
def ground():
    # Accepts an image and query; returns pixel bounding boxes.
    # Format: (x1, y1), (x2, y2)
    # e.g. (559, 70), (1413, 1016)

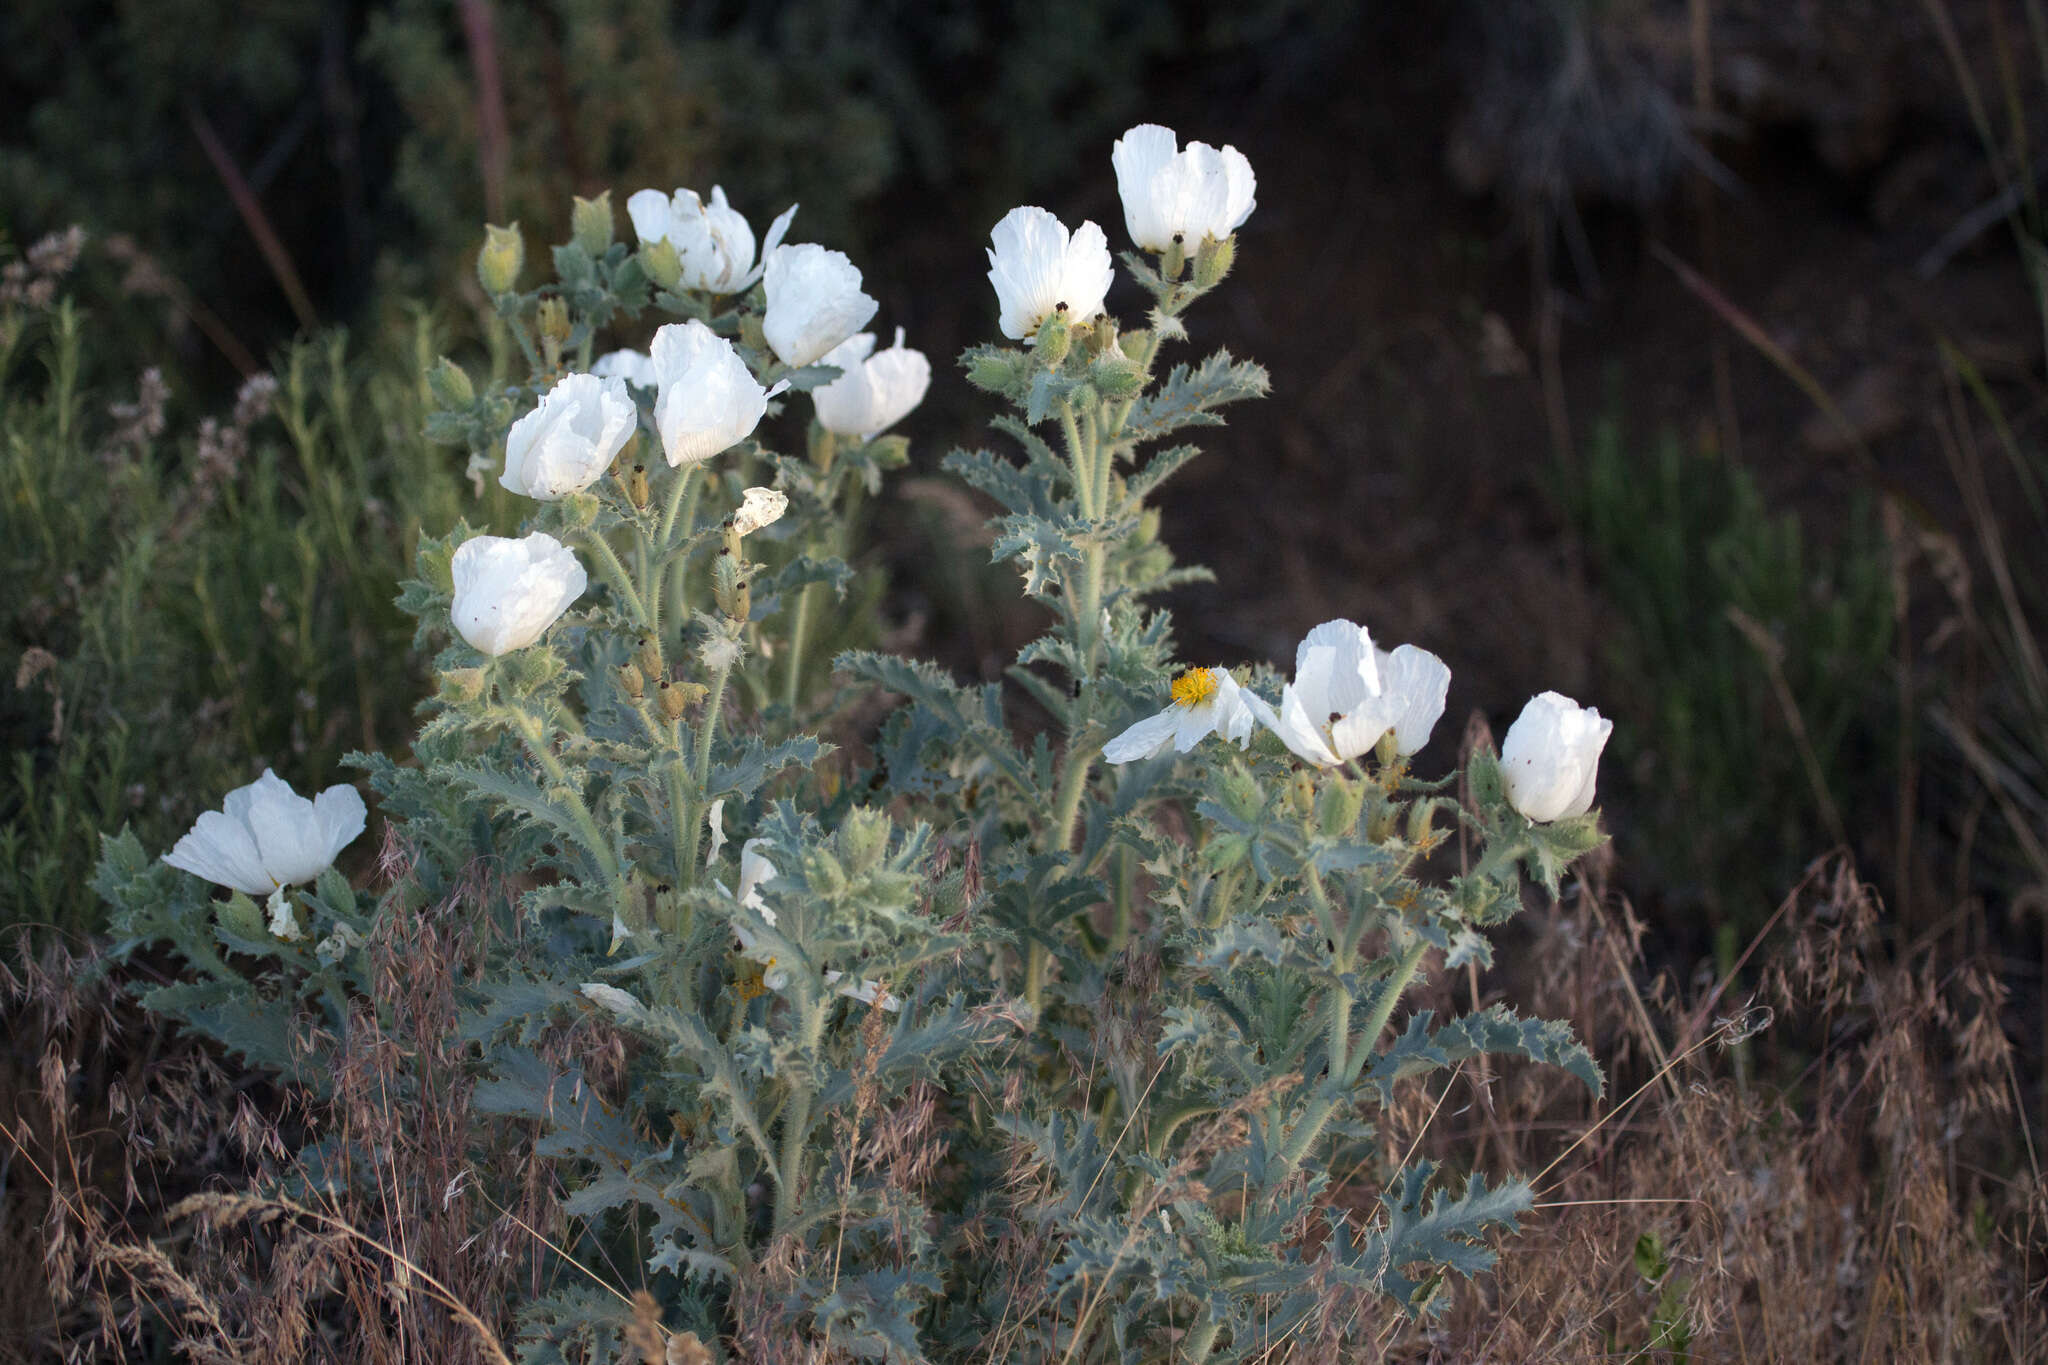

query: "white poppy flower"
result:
(1374, 643), (1452, 757)
(1103, 667), (1257, 764)
(648, 320), (770, 466)
(1243, 619), (1399, 767)
(762, 244), (879, 368)
(985, 206), (1114, 341)
(1500, 692), (1614, 823)
(500, 371), (637, 500)
(1111, 123), (1258, 251)
(730, 486), (788, 537)
(450, 532), (588, 656)
(163, 769), (366, 900)
(627, 184), (796, 293)
(590, 348), (657, 389)
(811, 328), (932, 440)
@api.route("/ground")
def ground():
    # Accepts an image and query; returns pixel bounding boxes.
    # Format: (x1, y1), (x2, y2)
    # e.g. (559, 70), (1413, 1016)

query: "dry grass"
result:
(5, 844), (2043, 1362)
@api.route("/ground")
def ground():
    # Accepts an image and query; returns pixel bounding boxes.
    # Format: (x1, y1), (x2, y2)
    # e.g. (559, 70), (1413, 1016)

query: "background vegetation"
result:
(4, 0), (2045, 1359)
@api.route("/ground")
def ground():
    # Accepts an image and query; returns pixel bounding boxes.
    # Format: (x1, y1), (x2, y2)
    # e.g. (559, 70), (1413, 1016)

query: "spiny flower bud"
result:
(537, 297), (571, 345)
(657, 679), (689, 721)
(1160, 233), (1187, 282)
(571, 191), (614, 258)
(639, 238), (683, 290)
(1035, 308), (1071, 367)
(617, 662), (646, 699)
(478, 223), (525, 295)
(438, 667), (488, 704)
(1193, 233), (1237, 290)
(428, 356), (474, 408)
(625, 462), (650, 509)
(712, 551), (751, 621)
(634, 635), (663, 679)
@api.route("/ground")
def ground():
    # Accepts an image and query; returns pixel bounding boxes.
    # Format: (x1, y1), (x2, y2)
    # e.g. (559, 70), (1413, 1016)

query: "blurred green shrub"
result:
(1566, 417), (1896, 942)
(4, 0), (1358, 393)
(0, 276), (515, 942)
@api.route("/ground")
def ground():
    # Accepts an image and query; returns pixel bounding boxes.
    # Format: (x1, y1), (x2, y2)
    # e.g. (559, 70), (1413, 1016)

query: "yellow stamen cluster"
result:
(734, 959), (775, 1003)
(1170, 667), (1219, 709)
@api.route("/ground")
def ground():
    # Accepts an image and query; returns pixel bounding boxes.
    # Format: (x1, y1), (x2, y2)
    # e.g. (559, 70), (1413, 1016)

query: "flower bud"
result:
(965, 348), (1027, 394)
(712, 551), (750, 621)
(1160, 234), (1187, 282)
(657, 679), (689, 721)
(571, 191), (614, 258)
(537, 297), (571, 345)
(634, 635), (663, 679)
(1035, 309), (1072, 367)
(1500, 691), (1614, 823)
(639, 238), (683, 290)
(1193, 234), (1237, 290)
(438, 667), (488, 704)
(428, 356), (475, 408)
(618, 661), (646, 699)
(478, 223), (525, 295)
(625, 462), (649, 509)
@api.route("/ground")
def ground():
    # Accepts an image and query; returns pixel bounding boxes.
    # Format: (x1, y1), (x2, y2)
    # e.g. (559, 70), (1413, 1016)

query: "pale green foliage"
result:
(99, 176), (1607, 1361)
(2, 280), (500, 938)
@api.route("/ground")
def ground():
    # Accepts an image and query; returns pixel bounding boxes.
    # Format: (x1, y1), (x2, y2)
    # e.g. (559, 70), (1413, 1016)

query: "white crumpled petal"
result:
(811, 328), (931, 441)
(985, 207), (1114, 341)
(450, 532), (588, 655)
(649, 320), (770, 466)
(1111, 123), (1257, 251)
(736, 838), (777, 925)
(763, 244), (878, 368)
(1375, 643), (1451, 757)
(501, 372), (636, 500)
(730, 486), (788, 537)
(591, 348), (657, 389)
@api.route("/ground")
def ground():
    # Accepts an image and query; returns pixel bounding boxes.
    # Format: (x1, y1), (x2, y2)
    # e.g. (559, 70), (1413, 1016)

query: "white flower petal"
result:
(450, 532), (588, 655)
(1102, 707), (1183, 764)
(163, 809), (274, 896)
(763, 244), (878, 367)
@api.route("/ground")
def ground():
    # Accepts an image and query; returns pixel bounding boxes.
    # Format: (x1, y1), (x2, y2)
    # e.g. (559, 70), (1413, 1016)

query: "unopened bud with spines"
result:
(1034, 308), (1072, 367)
(571, 191), (614, 258)
(625, 462), (649, 509)
(657, 679), (689, 721)
(478, 224), (525, 295)
(712, 551), (750, 621)
(617, 662), (646, 699)
(640, 239), (682, 290)
(1193, 234), (1237, 290)
(1160, 233), (1187, 282)
(634, 635), (663, 679)
(428, 356), (474, 408)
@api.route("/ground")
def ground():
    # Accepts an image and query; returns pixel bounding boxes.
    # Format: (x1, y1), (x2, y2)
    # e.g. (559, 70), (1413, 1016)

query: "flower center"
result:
(1171, 667), (1219, 708)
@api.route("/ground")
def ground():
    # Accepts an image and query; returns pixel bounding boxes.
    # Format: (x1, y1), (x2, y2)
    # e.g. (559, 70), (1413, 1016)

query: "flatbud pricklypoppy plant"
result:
(95, 122), (1612, 1362)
